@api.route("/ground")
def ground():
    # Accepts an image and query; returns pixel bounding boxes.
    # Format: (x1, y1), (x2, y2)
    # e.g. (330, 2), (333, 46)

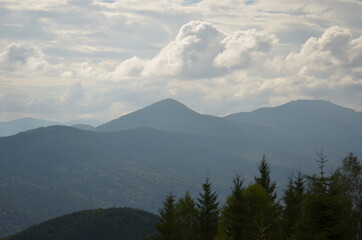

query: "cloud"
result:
(142, 21), (226, 79)
(111, 21), (277, 80)
(285, 26), (362, 78)
(61, 82), (85, 105)
(1, 0), (362, 122)
(0, 42), (47, 72)
(214, 29), (278, 69)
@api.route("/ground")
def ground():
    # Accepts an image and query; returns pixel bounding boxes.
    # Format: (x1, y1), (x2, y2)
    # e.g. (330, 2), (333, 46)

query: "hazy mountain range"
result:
(0, 118), (99, 137)
(0, 99), (361, 238)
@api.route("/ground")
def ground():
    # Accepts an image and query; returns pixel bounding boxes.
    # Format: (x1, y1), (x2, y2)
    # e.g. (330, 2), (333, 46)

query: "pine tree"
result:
(220, 174), (245, 240)
(255, 155), (277, 201)
(155, 192), (179, 240)
(337, 152), (362, 240)
(197, 177), (220, 240)
(281, 171), (305, 239)
(176, 191), (199, 240)
(242, 183), (275, 240)
(294, 151), (354, 240)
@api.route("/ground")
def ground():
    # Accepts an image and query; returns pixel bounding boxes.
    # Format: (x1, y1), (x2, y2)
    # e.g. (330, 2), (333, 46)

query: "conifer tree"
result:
(281, 171), (305, 239)
(197, 177), (219, 240)
(220, 174), (245, 240)
(242, 183), (275, 240)
(255, 155), (277, 201)
(155, 192), (179, 240)
(176, 191), (199, 240)
(294, 151), (354, 240)
(337, 152), (362, 240)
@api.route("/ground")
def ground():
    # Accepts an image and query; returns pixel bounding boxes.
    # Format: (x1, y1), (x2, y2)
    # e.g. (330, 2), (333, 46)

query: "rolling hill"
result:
(0, 125), (284, 238)
(2, 208), (158, 240)
(0, 118), (58, 137)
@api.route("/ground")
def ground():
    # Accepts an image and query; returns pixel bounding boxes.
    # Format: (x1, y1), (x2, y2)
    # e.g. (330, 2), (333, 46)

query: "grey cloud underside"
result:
(0, 0), (362, 121)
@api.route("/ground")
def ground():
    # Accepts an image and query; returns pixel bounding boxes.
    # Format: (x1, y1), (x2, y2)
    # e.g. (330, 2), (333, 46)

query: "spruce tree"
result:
(255, 155), (277, 201)
(220, 174), (245, 240)
(337, 152), (362, 240)
(294, 152), (354, 240)
(197, 177), (219, 240)
(242, 183), (275, 240)
(176, 192), (199, 240)
(281, 171), (305, 239)
(155, 192), (179, 240)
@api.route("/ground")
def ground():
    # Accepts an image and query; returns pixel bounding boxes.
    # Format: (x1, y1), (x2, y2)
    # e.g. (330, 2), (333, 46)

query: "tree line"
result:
(148, 152), (361, 240)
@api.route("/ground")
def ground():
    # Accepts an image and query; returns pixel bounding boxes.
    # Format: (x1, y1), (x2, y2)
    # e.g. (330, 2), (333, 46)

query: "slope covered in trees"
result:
(1, 98), (361, 237)
(154, 153), (362, 240)
(2, 208), (158, 240)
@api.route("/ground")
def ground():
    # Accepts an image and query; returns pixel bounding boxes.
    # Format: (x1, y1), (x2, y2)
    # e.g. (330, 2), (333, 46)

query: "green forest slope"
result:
(2, 208), (158, 240)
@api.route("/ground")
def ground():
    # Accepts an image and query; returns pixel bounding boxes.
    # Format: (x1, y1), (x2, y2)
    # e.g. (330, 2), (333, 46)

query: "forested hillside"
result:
(153, 152), (362, 240)
(0, 99), (361, 237)
(2, 208), (158, 240)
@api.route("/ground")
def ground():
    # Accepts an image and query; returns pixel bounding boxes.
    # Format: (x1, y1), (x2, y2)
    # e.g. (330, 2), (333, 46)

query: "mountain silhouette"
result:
(1, 98), (361, 238)
(97, 98), (242, 136)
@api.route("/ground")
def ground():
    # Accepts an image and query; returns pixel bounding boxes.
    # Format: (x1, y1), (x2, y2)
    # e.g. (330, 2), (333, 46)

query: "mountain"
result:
(0, 118), (59, 137)
(0, 99), (361, 238)
(71, 124), (96, 131)
(225, 99), (362, 159)
(1, 125), (289, 238)
(2, 208), (158, 240)
(0, 118), (101, 137)
(96, 98), (242, 136)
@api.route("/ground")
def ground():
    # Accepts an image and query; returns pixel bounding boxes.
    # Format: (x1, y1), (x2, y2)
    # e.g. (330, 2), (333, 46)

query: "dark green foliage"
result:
(293, 152), (354, 240)
(2, 208), (158, 240)
(176, 192), (199, 240)
(254, 155), (277, 201)
(197, 177), (220, 240)
(153, 153), (361, 240)
(220, 174), (245, 240)
(242, 184), (280, 240)
(155, 192), (179, 240)
(281, 171), (305, 239)
(337, 153), (362, 239)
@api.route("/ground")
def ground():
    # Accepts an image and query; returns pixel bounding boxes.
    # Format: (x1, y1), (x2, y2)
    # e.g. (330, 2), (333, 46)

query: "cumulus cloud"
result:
(286, 26), (362, 78)
(0, 42), (47, 72)
(214, 29), (278, 69)
(142, 21), (225, 79)
(112, 21), (277, 80)
(1, 0), (362, 121)
(113, 56), (146, 77)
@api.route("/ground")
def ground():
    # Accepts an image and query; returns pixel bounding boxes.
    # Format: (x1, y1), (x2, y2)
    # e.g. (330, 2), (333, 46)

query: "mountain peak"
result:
(96, 98), (239, 135)
(138, 98), (195, 115)
(96, 98), (200, 132)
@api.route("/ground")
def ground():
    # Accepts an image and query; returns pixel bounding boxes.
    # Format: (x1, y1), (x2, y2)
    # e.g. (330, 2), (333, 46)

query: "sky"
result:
(0, 0), (361, 123)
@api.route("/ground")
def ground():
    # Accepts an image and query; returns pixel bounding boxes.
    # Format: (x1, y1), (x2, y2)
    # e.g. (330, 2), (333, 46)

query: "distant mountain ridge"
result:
(0, 118), (59, 137)
(96, 98), (243, 136)
(0, 118), (99, 137)
(225, 99), (362, 157)
(1, 98), (361, 238)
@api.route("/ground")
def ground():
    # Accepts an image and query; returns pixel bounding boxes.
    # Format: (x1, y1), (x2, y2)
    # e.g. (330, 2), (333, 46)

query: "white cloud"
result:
(142, 21), (225, 79)
(0, 42), (47, 72)
(285, 26), (362, 79)
(113, 56), (146, 77)
(214, 29), (278, 69)
(110, 21), (278, 80)
(1, 0), (362, 122)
